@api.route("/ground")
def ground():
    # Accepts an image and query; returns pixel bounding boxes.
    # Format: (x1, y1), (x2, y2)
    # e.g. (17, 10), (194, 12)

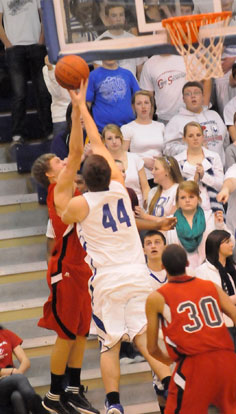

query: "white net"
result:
(163, 14), (231, 81)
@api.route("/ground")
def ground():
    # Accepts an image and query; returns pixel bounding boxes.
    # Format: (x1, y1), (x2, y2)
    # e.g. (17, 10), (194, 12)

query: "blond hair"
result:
(183, 121), (204, 138)
(148, 156), (183, 215)
(102, 124), (123, 143)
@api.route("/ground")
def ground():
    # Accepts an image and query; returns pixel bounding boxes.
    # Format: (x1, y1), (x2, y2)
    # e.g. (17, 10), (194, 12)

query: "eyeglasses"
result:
(183, 91), (202, 97)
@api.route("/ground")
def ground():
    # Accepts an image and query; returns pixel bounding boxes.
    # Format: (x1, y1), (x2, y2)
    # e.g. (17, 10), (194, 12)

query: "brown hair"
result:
(148, 156), (183, 215)
(183, 121), (204, 138)
(176, 180), (201, 206)
(102, 124), (124, 144)
(82, 154), (111, 191)
(105, 3), (125, 16)
(31, 153), (56, 189)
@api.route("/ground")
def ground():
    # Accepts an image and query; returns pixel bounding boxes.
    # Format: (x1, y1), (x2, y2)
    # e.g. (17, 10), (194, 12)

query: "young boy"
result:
(95, 3), (145, 79)
(86, 58), (140, 132)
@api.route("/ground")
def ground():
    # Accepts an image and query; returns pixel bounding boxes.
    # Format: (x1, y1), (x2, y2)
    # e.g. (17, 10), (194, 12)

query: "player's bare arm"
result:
(54, 90), (84, 215)
(76, 80), (124, 185)
(62, 195), (89, 224)
(136, 216), (177, 231)
(214, 284), (236, 325)
(146, 291), (172, 365)
(217, 178), (236, 204)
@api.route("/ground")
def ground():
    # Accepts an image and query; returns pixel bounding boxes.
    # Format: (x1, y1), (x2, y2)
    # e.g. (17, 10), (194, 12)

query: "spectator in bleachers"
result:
(86, 58), (140, 132)
(135, 156), (183, 220)
(224, 111), (236, 169)
(139, 53), (187, 123)
(42, 55), (71, 140)
(164, 81), (229, 165)
(0, 325), (48, 414)
(69, 0), (98, 42)
(175, 121), (224, 212)
(166, 180), (229, 268)
(102, 123), (150, 207)
(0, 0), (52, 143)
(121, 90), (165, 187)
(217, 164), (236, 259)
(214, 0), (236, 117)
(196, 229), (236, 349)
(94, 3), (146, 79)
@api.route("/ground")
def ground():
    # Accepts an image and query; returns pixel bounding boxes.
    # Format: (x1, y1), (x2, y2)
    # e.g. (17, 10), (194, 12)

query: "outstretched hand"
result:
(158, 216), (177, 231)
(217, 188), (229, 204)
(68, 79), (88, 108)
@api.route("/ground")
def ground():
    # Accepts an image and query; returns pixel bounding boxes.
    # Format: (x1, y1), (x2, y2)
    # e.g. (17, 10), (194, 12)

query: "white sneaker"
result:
(12, 135), (23, 143)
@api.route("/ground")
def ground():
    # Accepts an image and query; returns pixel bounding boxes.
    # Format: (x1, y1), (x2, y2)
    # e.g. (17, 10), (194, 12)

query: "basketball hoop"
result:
(162, 12), (232, 81)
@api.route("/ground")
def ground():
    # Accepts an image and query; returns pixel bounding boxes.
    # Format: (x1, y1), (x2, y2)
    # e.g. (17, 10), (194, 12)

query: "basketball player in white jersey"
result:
(62, 81), (176, 414)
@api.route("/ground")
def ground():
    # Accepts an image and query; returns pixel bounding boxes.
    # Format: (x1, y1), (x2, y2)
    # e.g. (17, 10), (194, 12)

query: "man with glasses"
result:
(164, 81), (229, 164)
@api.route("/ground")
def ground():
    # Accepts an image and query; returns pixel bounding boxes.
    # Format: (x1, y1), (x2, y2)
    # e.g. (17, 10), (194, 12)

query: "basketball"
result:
(55, 55), (90, 90)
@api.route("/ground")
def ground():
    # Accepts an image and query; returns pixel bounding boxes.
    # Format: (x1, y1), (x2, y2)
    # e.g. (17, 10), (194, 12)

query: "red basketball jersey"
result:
(158, 275), (234, 361)
(47, 183), (87, 266)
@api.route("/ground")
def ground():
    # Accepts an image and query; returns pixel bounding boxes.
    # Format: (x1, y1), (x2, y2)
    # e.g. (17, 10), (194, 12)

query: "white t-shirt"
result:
(95, 30), (146, 78)
(140, 55), (186, 121)
(77, 180), (145, 269)
(147, 183), (178, 217)
(125, 152), (145, 207)
(0, 0), (41, 46)
(224, 95), (236, 127)
(121, 120), (165, 180)
(42, 65), (71, 123)
(224, 164), (236, 239)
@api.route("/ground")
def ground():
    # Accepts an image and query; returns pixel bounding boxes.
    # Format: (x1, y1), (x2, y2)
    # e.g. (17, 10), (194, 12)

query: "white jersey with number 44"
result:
(76, 180), (146, 270)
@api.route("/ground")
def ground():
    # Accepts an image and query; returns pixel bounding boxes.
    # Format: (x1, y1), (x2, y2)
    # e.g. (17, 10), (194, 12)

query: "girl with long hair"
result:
(135, 156), (183, 221)
(196, 230), (236, 348)
(176, 121), (224, 212)
(121, 90), (165, 187)
(102, 123), (150, 207)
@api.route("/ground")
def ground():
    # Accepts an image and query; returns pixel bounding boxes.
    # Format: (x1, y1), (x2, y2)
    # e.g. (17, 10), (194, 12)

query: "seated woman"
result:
(196, 230), (236, 349)
(102, 123), (150, 207)
(135, 156), (183, 221)
(0, 326), (48, 414)
(166, 181), (229, 268)
(121, 90), (165, 187)
(175, 121), (224, 212)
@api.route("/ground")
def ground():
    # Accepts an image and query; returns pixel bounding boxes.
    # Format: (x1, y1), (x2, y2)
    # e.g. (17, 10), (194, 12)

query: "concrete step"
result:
(0, 192), (38, 206)
(0, 278), (49, 303)
(0, 244), (47, 266)
(0, 208), (47, 231)
(0, 176), (34, 195)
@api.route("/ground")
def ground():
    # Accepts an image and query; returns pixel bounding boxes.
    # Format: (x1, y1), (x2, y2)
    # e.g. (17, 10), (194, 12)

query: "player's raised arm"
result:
(76, 80), (124, 185)
(54, 90), (84, 214)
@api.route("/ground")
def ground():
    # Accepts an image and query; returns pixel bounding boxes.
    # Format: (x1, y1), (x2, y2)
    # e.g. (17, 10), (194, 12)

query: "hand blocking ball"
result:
(55, 55), (89, 90)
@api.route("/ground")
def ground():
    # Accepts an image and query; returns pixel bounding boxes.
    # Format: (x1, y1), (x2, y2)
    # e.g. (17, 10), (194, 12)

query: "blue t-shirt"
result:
(86, 66), (140, 132)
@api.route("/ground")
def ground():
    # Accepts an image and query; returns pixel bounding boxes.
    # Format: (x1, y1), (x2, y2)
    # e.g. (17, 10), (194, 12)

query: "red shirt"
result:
(158, 275), (234, 361)
(0, 329), (22, 368)
(47, 184), (87, 265)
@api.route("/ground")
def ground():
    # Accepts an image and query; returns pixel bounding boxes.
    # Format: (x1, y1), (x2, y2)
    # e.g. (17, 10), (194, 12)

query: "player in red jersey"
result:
(31, 91), (99, 414)
(146, 244), (236, 414)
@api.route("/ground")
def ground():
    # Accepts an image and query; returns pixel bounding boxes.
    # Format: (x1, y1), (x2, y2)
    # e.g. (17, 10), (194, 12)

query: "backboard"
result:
(41, 0), (236, 64)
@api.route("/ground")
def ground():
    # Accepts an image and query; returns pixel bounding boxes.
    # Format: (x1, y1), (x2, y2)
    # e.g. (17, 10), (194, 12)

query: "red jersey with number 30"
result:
(158, 275), (234, 361)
